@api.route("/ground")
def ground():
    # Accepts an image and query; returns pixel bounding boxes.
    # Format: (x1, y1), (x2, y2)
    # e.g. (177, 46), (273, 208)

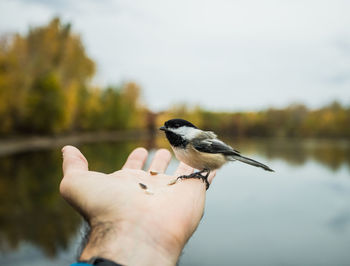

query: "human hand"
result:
(60, 146), (215, 266)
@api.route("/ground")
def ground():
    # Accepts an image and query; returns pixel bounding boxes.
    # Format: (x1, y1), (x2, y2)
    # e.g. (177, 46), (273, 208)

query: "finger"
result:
(62, 145), (88, 175)
(208, 170), (216, 184)
(122, 147), (148, 170)
(148, 149), (172, 174)
(174, 162), (194, 176)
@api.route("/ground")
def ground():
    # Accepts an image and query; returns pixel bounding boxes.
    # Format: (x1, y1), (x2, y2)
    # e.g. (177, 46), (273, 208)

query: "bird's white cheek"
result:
(171, 127), (201, 141)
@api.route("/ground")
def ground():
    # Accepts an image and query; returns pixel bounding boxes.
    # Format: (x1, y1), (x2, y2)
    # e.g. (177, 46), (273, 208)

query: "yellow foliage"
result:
(0, 17), (95, 134)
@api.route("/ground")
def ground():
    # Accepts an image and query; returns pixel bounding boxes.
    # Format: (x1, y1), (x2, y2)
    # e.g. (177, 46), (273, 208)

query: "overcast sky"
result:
(1, 0), (350, 111)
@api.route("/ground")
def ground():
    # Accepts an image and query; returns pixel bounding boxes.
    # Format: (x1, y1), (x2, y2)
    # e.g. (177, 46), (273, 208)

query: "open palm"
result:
(60, 146), (215, 265)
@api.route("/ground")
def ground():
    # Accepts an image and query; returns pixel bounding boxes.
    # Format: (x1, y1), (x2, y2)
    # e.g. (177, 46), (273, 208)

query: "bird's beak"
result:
(159, 126), (167, 131)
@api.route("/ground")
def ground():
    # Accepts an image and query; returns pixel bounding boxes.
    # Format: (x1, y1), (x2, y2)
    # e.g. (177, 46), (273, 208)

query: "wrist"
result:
(79, 220), (183, 266)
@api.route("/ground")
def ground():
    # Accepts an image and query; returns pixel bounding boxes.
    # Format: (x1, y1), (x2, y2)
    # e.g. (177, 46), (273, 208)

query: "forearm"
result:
(79, 220), (183, 266)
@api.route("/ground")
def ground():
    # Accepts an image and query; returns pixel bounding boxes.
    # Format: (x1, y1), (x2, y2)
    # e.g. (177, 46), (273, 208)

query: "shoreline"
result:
(1, 132), (349, 157)
(0, 130), (154, 156)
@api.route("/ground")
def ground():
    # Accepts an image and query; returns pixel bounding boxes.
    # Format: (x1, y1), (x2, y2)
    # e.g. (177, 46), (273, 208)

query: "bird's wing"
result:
(192, 138), (241, 156)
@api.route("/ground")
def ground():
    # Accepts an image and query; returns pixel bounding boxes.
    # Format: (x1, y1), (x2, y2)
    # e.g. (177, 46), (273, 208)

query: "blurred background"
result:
(0, 1), (350, 265)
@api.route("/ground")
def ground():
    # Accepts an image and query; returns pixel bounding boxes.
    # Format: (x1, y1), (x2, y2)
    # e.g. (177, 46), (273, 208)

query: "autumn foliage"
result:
(158, 102), (350, 139)
(0, 18), (349, 139)
(0, 18), (143, 135)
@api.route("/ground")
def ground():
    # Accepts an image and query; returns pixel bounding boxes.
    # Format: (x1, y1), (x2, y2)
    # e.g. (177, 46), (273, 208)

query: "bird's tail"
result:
(229, 154), (274, 172)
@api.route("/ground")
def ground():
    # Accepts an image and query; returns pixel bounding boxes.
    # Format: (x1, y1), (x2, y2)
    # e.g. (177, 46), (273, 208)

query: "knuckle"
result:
(59, 177), (70, 195)
(59, 172), (75, 195)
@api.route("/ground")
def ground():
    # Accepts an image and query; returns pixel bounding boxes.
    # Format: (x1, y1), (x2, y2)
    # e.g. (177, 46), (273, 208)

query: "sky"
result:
(0, 0), (350, 111)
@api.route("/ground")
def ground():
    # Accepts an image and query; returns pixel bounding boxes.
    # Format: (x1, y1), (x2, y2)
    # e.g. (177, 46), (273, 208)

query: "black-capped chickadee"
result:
(159, 118), (274, 189)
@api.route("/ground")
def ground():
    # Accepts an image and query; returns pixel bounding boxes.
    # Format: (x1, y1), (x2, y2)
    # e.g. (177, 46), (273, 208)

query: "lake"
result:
(0, 137), (349, 266)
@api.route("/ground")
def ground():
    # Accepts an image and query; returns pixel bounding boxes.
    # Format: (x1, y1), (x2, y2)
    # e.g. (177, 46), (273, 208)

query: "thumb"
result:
(62, 145), (88, 175)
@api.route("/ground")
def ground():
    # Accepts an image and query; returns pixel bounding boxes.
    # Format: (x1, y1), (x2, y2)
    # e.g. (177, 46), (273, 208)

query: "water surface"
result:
(0, 138), (349, 266)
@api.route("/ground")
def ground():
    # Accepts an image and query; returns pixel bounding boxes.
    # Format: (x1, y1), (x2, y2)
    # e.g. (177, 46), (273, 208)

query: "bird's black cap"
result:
(163, 119), (197, 129)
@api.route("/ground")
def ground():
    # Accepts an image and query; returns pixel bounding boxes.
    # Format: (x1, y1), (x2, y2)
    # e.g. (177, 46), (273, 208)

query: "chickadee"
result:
(159, 118), (274, 189)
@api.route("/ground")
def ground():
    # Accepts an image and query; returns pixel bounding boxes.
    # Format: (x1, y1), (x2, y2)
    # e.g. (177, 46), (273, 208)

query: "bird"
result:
(159, 118), (274, 189)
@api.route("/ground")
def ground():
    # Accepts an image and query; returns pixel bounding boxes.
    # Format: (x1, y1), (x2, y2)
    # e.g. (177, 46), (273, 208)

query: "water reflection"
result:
(79, 140), (146, 173)
(328, 210), (350, 233)
(0, 138), (349, 264)
(0, 149), (80, 257)
(227, 138), (350, 171)
(0, 139), (146, 258)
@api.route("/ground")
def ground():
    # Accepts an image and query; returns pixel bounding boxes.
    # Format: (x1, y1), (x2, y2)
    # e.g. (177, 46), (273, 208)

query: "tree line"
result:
(1, 18), (349, 139)
(159, 102), (350, 139)
(0, 18), (144, 135)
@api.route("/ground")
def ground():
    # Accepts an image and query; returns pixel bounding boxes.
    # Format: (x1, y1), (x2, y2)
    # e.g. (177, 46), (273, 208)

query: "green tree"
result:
(23, 72), (65, 133)
(0, 17), (95, 134)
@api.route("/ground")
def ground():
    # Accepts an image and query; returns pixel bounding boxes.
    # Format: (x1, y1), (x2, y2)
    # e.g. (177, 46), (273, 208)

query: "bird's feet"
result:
(168, 169), (210, 190)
